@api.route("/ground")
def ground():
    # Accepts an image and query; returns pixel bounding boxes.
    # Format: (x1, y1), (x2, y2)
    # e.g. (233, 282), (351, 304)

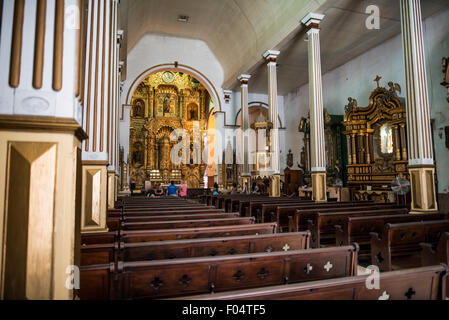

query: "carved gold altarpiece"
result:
(129, 71), (208, 189)
(343, 76), (408, 194)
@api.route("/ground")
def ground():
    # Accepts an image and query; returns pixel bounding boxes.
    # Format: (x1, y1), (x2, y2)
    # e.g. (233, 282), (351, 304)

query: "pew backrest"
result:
(120, 232), (311, 261)
(121, 223), (278, 243)
(174, 265), (448, 300)
(117, 245), (358, 299)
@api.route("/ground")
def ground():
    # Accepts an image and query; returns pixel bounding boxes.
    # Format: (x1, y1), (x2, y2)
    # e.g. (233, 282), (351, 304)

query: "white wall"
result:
(283, 8), (449, 193)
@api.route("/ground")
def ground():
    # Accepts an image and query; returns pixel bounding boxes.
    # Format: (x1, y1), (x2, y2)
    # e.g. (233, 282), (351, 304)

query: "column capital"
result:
(263, 50), (280, 63)
(301, 12), (325, 31)
(238, 74), (251, 85)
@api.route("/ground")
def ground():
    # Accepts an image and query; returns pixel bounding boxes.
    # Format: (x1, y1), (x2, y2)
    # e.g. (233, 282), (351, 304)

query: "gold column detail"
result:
(400, 0), (437, 212)
(52, 0), (64, 91)
(400, 124), (407, 160)
(9, 0), (25, 88)
(393, 125), (401, 161)
(301, 13), (327, 202)
(33, 0), (46, 89)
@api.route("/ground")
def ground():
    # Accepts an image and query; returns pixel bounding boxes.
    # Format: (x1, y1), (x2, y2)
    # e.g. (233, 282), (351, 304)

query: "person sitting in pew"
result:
(212, 183), (220, 195)
(167, 181), (178, 197)
(230, 183), (238, 195)
(154, 184), (164, 197)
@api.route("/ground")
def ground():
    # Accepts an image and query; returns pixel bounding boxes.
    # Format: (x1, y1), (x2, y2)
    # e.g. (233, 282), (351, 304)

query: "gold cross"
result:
(374, 75), (382, 88)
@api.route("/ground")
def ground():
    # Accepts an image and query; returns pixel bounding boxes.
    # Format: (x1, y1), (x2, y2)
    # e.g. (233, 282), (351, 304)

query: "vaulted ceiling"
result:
(120, 0), (449, 95)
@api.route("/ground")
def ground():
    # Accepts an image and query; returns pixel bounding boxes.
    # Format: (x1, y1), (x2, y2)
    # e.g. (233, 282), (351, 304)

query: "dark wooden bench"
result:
(79, 263), (116, 300)
(175, 264), (448, 300)
(370, 219), (449, 271)
(122, 212), (239, 223)
(274, 201), (378, 231)
(116, 245), (358, 299)
(81, 243), (118, 266)
(335, 212), (447, 250)
(81, 231), (118, 245)
(120, 232), (310, 261)
(293, 204), (399, 232)
(308, 208), (408, 248)
(121, 217), (255, 231)
(421, 232), (449, 266)
(122, 209), (226, 217)
(123, 205), (214, 212)
(121, 223), (277, 243)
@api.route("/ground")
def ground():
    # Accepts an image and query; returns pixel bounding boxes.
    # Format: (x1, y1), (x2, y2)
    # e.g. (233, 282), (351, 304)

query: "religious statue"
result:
(442, 57), (449, 102)
(163, 94), (171, 114)
(345, 97), (358, 113)
(286, 149), (293, 168)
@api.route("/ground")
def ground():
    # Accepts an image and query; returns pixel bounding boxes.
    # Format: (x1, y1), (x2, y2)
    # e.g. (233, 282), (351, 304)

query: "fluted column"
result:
(0, 0), (87, 300)
(301, 13), (327, 202)
(263, 50), (281, 197)
(82, 0), (119, 230)
(400, 0), (438, 212)
(238, 74), (251, 188)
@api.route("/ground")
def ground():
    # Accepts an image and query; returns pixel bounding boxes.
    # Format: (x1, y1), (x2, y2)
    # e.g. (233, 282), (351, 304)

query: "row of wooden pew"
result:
(79, 195), (449, 300)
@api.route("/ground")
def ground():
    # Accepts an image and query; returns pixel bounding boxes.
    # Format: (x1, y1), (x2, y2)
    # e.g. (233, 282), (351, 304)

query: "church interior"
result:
(1, 0), (449, 301)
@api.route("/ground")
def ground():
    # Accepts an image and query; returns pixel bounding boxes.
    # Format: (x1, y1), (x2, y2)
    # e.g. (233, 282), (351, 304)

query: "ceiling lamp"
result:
(177, 15), (189, 23)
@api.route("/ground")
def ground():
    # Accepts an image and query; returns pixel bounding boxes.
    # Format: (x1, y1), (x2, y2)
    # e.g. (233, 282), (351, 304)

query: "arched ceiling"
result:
(122, 0), (327, 88)
(120, 0), (449, 95)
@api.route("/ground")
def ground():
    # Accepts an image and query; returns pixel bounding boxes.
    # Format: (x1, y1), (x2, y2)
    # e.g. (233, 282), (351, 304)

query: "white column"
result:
(238, 75), (251, 182)
(0, 0), (85, 299)
(301, 13), (327, 202)
(400, 0), (438, 212)
(263, 50), (281, 197)
(81, 0), (119, 230)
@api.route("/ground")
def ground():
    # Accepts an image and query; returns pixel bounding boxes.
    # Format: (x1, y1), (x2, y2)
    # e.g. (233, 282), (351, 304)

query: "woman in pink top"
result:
(179, 181), (188, 199)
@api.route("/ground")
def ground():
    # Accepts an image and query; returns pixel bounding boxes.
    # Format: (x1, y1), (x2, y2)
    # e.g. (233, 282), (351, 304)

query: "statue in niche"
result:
(163, 94), (171, 114)
(132, 143), (144, 165)
(133, 99), (144, 117)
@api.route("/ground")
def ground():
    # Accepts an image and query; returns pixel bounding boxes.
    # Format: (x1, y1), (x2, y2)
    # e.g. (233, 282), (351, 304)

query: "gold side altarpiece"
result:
(129, 71), (209, 189)
(343, 77), (410, 201)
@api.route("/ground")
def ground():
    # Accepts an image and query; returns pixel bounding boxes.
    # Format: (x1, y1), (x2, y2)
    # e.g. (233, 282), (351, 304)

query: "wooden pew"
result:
(421, 232), (449, 266)
(336, 212), (447, 249)
(81, 243), (118, 266)
(121, 217), (255, 231)
(123, 205), (214, 212)
(80, 263), (116, 300)
(120, 232), (310, 261)
(121, 223), (277, 243)
(293, 203), (399, 232)
(274, 201), (378, 231)
(122, 209), (226, 217)
(308, 208), (408, 248)
(248, 199), (308, 220)
(107, 217), (121, 232)
(176, 265), (448, 300)
(122, 212), (239, 223)
(116, 245), (358, 299)
(370, 220), (449, 271)
(81, 231), (118, 245)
